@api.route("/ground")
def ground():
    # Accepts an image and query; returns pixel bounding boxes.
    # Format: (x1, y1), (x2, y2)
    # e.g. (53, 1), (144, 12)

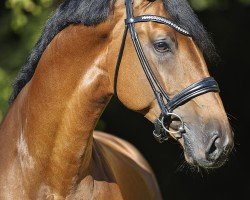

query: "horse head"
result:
(111, 0), (234, 169)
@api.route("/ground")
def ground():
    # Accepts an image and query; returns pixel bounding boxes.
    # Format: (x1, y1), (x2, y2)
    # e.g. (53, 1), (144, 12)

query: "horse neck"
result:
(0, 21), (118, 197)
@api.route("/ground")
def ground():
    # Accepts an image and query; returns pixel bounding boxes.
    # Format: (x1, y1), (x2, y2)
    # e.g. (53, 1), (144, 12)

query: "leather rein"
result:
(114, 0), (220, 143)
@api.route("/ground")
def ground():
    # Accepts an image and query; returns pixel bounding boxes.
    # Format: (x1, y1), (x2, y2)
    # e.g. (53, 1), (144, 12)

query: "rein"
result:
(114, 0), (220, 143)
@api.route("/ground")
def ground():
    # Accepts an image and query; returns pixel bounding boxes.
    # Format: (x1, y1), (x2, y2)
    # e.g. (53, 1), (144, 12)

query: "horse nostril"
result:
(208, 139), (217, 154)
(205, 136), (221, 161)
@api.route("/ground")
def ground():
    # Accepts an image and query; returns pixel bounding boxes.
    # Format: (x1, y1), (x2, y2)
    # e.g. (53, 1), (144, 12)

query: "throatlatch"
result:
(114, 0), (220, 143)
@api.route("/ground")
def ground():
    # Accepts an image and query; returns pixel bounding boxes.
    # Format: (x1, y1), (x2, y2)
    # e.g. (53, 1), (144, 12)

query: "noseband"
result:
(114, 0), (220, 143)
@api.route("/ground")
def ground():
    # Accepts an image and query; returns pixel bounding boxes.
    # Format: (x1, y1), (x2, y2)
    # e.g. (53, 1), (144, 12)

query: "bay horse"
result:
(0, 0), (234, 199)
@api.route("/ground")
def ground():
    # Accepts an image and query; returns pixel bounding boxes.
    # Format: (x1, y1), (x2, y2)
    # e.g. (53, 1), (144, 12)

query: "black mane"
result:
(10, 0), (113, 102)
(10, 0), (217, 103)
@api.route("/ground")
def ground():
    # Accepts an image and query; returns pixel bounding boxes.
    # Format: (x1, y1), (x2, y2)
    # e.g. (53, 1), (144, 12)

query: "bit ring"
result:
(160, 112), (185, 134)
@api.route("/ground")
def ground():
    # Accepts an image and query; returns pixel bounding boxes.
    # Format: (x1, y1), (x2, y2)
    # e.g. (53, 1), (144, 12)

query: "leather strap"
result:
(167, 77), (219, 112)
(114, 25), (129, 96)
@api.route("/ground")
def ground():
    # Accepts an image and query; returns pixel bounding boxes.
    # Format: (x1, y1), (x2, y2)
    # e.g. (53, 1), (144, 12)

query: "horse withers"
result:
(0, 0), (234, 199)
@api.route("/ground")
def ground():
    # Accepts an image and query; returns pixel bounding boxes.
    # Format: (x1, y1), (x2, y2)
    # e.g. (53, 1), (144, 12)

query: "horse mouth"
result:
(185, 153), (228, 169)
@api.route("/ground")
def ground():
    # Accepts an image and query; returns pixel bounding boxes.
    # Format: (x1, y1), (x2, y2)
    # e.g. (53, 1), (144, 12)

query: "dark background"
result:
(101, 2), (250, 200)
(0, 0), (250, 199)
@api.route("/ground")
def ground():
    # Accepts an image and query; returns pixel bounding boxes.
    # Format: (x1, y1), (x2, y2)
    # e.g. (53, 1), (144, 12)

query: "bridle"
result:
(114, 0), (220, 143)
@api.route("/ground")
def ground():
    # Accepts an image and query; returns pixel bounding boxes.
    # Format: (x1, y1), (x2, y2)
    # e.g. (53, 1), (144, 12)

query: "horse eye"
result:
(153, 41), (171, 53)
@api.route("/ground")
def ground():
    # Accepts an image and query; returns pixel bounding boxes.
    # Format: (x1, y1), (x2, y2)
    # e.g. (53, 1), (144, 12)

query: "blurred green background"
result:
(0, 0), (250, 120)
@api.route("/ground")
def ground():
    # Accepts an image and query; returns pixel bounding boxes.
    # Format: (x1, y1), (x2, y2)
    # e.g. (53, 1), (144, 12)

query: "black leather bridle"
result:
(114, 0), (220, 143)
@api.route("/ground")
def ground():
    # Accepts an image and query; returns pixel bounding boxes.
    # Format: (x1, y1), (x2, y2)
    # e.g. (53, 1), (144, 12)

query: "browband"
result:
(125, 15), (190, 36)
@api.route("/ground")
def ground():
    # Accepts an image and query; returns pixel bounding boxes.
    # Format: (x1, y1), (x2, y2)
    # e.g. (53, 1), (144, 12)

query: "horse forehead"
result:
(137, 0), (169, 17)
